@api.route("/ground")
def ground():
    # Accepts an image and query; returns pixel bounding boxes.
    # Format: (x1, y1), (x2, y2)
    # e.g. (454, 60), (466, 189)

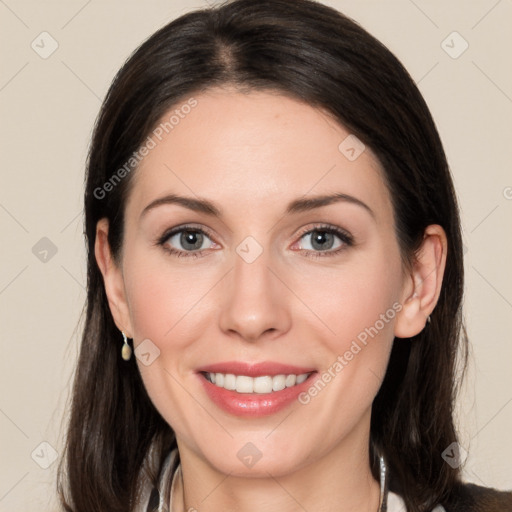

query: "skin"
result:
(95, 88), (447, 512)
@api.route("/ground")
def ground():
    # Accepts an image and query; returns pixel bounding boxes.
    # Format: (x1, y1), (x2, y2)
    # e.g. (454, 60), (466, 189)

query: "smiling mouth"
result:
(201, 371), (314, 394)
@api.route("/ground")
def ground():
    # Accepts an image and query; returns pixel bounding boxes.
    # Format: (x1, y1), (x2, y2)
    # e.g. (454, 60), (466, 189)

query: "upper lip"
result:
(196, 361), (316, 377)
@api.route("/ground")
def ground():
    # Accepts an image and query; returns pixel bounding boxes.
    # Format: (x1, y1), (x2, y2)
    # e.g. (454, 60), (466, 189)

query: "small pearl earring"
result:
(121, 331), (132, 361)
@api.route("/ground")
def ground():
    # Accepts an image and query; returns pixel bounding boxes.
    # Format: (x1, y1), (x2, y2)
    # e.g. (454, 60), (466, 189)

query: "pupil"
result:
(311, 230), (333, 251)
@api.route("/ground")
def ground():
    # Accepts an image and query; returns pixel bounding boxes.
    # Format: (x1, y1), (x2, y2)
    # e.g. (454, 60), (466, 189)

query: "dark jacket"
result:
(443, 482), (512, 511)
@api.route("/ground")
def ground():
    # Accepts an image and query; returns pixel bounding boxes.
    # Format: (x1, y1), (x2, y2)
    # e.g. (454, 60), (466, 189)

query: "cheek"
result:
(123, 246), (212, 344)
(122, 250), (209, 434)
(294, 260), (401, 430)
(293, 246), (402, 347)
(292, 241), (402, 412)
(125, 271), (175, 341)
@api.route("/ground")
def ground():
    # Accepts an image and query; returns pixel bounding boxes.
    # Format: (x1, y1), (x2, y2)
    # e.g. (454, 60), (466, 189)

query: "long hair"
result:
(58, 1), (468, 510)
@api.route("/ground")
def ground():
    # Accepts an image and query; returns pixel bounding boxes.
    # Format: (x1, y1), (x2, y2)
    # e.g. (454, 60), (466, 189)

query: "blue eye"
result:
(157, 225), (215, 258)
(167, 229), (212, 251)
(296, 225), (353, 257)
(300, 230), (342, 251)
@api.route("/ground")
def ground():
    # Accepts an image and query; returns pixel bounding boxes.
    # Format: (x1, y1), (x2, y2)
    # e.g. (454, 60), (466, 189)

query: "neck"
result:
(172, 420), (381, 512)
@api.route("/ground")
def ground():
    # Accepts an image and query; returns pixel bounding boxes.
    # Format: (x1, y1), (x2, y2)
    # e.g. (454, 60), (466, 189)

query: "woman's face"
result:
(103, 88), (413, 477)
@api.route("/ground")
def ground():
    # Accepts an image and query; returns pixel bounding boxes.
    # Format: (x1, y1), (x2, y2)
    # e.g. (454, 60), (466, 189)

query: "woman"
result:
(57, 0), (512, 511)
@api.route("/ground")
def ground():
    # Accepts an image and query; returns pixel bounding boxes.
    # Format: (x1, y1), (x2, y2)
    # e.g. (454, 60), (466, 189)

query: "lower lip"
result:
(198, 372), (317, 417)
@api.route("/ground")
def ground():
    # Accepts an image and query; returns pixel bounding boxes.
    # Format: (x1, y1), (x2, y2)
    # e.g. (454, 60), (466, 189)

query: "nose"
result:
(218, 248), (291, 343)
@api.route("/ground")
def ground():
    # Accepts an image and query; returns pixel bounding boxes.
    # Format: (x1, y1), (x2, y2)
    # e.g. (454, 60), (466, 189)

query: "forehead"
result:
(126, 88), (393, 224)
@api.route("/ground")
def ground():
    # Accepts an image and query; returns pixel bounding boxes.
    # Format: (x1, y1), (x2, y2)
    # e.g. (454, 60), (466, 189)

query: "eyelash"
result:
(155, 223), (354, 260)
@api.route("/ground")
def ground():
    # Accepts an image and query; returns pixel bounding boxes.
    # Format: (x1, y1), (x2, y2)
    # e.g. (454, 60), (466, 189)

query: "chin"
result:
(197, 438), (311, 478)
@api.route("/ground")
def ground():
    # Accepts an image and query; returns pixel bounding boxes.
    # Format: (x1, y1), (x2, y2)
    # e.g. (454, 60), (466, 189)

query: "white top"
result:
(135, 447), (446, 512)
(387, 491), (446, 512)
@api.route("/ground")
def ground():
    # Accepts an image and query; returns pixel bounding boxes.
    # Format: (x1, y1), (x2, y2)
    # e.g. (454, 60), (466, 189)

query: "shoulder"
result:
(443, 482), (512, 512)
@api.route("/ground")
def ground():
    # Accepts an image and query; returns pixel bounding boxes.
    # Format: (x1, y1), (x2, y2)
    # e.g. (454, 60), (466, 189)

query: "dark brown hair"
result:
(58, 1), (469, 510)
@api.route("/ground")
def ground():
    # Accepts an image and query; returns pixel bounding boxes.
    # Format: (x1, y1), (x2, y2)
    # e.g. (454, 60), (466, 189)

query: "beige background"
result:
(1, 0), (511, 509)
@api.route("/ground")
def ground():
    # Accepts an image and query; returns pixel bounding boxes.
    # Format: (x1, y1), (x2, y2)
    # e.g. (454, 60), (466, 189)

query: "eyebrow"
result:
(140, 192), (375, 220)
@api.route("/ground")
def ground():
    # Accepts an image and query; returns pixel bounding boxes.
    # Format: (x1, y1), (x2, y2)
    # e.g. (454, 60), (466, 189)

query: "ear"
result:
(394, 224), (448, 338)
(94, 218), (134, 338)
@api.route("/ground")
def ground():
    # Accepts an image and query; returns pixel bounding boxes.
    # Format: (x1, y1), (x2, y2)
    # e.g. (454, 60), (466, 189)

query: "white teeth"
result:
(236, 375), (253, 393)
(296, 373), (308, 384)
(224, 373), (236, 390)
(205, 371), (311, 394)
(272, 374), (286, 391)
(285, 374), (296, 387)
(253, 376), (273, 394)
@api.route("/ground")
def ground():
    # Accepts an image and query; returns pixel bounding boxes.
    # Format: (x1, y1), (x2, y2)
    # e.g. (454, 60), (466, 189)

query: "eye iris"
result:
(181, 230), (203, 250)
(311, 230), (334, 250)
